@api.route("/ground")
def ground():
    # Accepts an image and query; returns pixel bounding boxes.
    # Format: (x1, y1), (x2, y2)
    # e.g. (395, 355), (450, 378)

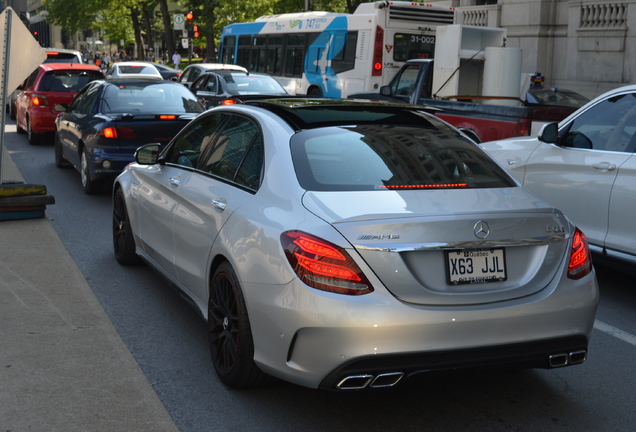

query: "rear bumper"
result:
(245, 267), (598, 390)
(318, 335), (588, 390)
(86, 147), (138, 180)
(28, 109), (57, 134)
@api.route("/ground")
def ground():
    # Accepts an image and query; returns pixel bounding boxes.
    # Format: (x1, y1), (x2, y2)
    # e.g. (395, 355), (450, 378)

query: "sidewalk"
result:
(0, 145), (179, 431)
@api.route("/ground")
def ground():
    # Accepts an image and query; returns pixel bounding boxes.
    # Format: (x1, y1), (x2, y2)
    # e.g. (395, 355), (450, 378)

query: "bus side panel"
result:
(304, 16), (348, 98)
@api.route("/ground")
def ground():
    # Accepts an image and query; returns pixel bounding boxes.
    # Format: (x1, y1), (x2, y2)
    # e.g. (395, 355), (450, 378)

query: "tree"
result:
(158, 0), (175, 60)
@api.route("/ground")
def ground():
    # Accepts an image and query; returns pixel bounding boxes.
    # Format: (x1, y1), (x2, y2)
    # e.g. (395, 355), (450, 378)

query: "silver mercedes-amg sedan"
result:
(112, 99), (599, 390)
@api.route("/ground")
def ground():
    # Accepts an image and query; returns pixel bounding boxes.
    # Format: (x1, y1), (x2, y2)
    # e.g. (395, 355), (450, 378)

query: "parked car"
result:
(112, 99), (598, 390)
(41, 48), (84, 64)
(177, 63), (247, 88)
(190, 70), (288, 108)
(105, 62), (163, 80)
(526, 85), (590, 123)
(481, 84), (636, 266)
(149, 62), (182, 81)
(54, 78), (204, 194)
(14, 63), (105, 144)
(7, 49), (87, 119)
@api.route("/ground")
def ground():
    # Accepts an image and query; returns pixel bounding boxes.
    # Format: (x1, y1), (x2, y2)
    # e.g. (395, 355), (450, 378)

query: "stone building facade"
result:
(455, 0), (634, 98)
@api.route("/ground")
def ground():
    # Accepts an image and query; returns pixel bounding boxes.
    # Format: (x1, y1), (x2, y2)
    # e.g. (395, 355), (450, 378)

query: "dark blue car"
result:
(54, 78), (204, 193)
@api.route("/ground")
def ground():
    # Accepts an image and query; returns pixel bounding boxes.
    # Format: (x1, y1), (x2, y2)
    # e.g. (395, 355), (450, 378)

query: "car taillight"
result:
(568, 227), (592, 280)
(281, 231), (373, 295)
(31, 95), (49, 106)
(159, 115), (177, 119)
(220, 99), (237, 105)
(101, 126), (137, 139)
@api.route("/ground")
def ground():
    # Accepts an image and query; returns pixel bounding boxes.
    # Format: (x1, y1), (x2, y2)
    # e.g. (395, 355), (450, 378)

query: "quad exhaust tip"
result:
(549, 350), (587, 368)
(336, 372), (404, 390)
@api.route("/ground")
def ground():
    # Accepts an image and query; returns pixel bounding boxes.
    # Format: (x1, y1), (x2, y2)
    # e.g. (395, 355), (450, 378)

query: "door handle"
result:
(592, 162), (617, 171)
(212, 198), (227, 211)
(169, 176), (181, 186)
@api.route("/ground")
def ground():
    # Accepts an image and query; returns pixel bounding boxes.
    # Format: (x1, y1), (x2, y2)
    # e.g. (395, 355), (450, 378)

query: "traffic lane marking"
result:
(594, 319), (636, 347)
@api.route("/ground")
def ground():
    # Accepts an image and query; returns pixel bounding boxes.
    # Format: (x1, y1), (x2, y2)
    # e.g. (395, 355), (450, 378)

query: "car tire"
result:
(80, 149), (101, 194)
(27, 118), (41, 145)
(112, 187), (140, 265)
(208, 261), (275, 388)
(307, 87), (323, 97)
(16, 116), (25, 134)
(54, 133), (71, 168)
(8, 102), (16, 120)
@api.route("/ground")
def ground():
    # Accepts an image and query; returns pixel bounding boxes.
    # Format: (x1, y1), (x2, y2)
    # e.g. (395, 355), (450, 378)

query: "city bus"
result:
(218, 1), (459, 98)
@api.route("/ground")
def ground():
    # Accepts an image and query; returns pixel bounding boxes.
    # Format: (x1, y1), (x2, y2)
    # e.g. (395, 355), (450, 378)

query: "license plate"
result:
(446, 248), (507, 285)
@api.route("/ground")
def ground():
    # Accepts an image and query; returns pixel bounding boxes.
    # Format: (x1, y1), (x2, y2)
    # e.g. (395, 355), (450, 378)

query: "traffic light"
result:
(192, 25), (200, 38)
(185, 11), (194, 33)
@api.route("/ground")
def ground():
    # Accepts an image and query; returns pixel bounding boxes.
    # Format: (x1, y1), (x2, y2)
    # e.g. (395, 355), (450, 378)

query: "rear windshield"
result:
(290, 124), (515, 191)
(39, 70), (104, 92)
(222, 73), (287, 95)
(527, 88), (589, 108)
(101, 82), (204, 114)
(118, 65), (159, 75)
(44, 52), (82, 64)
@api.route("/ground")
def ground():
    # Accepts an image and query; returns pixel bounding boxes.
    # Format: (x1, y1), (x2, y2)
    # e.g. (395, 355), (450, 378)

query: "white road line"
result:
(594, 319), (636, 347)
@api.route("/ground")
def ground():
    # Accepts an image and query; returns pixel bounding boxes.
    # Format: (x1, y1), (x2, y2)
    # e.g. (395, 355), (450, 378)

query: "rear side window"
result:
(39, 70), (103, 92)
(290, 124), (515, 191)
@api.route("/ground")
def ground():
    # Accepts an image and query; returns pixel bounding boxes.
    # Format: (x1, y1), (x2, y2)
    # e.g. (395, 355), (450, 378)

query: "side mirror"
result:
(135, 143), (161, 165)
(538, 122), (558, 143)
(380, 85), (392, 97)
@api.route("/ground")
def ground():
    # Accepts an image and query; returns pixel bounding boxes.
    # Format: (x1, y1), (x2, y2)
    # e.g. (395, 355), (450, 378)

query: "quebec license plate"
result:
(446, 248), (507, 285)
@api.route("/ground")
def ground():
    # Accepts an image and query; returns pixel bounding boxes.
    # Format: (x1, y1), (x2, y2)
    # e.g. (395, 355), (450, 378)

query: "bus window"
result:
(331, 32), (357, 74)
(221, 36), (236, 64)
(285, 34), (306, 77)
(253, 36), (267, 72)
(267, 36), (283, 75)
(393, 33), (435, 62)
(237, 35), (252, 68)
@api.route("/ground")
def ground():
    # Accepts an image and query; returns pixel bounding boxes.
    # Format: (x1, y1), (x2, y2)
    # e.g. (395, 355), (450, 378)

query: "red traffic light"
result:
(185, 12), (194, 20)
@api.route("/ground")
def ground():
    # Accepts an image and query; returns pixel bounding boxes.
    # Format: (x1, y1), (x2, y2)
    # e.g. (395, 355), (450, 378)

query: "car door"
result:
(605, 154), (636, 257)
(56, 82), (101, 168)
(135, 113), (225, 281)
(15, 69), (39, 130)
(172, 113), (263, 303)
(522, 91), (636, 249)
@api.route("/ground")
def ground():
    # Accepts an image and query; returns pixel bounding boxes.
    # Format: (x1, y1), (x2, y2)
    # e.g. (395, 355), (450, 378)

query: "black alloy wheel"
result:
(208, 262), (274, 388)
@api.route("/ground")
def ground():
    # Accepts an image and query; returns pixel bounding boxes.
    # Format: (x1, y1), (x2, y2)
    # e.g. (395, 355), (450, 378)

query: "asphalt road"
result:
(5, 120), (636, 431)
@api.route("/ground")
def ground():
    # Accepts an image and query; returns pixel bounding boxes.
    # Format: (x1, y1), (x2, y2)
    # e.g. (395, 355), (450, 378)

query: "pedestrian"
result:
(172, 51), (181, 70)
(102, 52), (111, 68)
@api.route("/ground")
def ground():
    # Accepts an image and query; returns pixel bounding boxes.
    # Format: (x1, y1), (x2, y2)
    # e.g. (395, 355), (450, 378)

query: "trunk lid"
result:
(302, 187), (571, 306)
(104, 113), (197, 149)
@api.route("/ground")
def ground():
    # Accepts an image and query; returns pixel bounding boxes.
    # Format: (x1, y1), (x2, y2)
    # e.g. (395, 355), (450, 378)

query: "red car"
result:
(15, 63), (104, 145)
